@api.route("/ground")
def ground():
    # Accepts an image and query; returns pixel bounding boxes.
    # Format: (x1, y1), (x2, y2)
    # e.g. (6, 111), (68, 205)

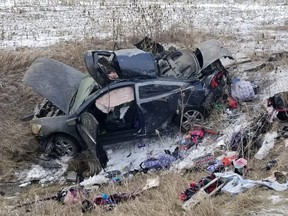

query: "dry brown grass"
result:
(0, 171), (278, 216)
(1, 32), (288, 216)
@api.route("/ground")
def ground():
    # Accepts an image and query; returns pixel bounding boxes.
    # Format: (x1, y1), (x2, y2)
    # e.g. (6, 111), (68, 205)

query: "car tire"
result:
(53, 134), (79, 156)
(176, 106), (206, 131)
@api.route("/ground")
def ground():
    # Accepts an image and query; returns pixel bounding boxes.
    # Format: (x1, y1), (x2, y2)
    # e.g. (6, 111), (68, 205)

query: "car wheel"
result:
(53, 134), (79, 156)
(180, 107), (205, 131)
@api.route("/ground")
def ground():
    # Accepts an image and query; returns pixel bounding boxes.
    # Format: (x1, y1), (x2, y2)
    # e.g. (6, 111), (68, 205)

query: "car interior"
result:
(87, 86), (139, 136)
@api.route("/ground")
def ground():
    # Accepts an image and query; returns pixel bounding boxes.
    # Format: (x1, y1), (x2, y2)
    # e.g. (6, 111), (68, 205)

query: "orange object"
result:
(222, 157), (231, 166)
(222, 153), (237, 167)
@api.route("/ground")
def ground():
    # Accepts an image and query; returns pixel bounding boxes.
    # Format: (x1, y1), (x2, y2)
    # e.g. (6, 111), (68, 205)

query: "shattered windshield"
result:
(70, 75), (99, 113)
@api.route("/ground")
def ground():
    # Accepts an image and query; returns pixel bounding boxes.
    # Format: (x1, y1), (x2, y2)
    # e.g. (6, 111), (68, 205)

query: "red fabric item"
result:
(211, 71), (225, 88)
(206, 185), (217, 193)
(178, 193), (187, 201)
(228, 97), (238, 109)
(189, 130), (205, 137)
(94, 196), (103, 205)
(189, 182), (197, 188)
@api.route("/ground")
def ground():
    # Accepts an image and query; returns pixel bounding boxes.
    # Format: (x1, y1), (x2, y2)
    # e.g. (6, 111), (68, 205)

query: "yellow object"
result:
(31, 124), (42, 135)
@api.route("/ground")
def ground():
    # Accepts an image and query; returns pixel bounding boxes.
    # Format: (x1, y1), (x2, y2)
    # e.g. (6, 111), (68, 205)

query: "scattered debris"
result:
(11, 177), (160, 213)
(140, 154), (177, 171)
(215, 171), (288, 195)
(266, 160), (278, 170)
(180, 174), (226, 211)
(232, 158), (248, 176)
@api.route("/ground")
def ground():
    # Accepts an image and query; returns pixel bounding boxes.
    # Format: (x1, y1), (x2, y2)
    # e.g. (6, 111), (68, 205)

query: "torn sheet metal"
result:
(195, 39), (233, 70)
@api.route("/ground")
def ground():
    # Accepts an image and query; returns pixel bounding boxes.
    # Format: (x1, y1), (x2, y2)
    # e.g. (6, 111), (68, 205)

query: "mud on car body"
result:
(22, 40), (232, 171)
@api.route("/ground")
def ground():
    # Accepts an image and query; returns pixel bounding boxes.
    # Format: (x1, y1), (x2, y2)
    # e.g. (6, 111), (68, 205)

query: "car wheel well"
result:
(49, 133), (81, 156)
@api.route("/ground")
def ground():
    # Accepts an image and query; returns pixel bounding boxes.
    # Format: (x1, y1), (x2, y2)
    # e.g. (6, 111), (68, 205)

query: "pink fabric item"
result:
(64, 190), (79, 204)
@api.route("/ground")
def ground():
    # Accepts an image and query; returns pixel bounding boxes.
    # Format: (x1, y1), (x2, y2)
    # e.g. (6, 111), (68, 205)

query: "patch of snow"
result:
(17, 156), (71, 186)
(261, 66), (288, 99)
(285, 139), (288, 148)
(254, 132), (278, 160)
(270, 195), (282, 204)
(81, 174), (109, 187)
(81, 136), (180, 186)
(171, 144), (215, 171)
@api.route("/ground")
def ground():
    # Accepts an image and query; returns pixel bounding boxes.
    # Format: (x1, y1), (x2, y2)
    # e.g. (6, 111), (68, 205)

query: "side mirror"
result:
(66, 117), (78, 126)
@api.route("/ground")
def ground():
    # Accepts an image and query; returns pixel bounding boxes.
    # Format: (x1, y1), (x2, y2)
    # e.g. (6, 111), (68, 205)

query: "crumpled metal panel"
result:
(23, 57), (84, 114)
(195, 39), (233, 70)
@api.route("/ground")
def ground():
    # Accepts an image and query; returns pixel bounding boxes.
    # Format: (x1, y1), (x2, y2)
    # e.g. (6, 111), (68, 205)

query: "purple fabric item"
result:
(142, 154), (176, 170)
(231, 80), (256, 102)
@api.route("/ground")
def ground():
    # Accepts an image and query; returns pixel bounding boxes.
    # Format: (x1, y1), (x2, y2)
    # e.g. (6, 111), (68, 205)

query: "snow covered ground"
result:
(0, 0), (288, 55)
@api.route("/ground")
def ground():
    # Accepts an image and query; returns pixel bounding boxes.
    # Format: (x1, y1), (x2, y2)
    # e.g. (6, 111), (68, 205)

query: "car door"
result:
(135, 80), (186, 134)
(90, 85), (141, 144)
(76, 112), (108, 175)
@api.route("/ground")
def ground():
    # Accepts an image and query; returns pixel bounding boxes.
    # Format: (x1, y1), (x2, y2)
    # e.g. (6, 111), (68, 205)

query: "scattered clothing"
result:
(214, 171), (288, 195)
(207, 160), (224, 173)
(140, 154), (176, 171)
(57, 177), (160, 212)
(179, 174), (224, 202)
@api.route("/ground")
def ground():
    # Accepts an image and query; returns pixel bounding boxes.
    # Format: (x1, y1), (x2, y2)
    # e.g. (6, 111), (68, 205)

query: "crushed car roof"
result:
(114, 49), (158, 79)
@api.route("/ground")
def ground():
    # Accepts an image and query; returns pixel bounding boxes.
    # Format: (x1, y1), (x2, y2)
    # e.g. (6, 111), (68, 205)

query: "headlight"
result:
(31, 124), (42, 135)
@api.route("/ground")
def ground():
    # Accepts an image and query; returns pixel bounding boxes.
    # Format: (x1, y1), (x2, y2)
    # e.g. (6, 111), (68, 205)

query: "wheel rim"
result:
(54, 139), (74, 156)
(181, 110), (204, 131)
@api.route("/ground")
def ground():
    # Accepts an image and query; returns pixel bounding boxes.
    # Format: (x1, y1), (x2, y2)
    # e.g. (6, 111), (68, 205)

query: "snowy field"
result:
(0, 0), (288, 56)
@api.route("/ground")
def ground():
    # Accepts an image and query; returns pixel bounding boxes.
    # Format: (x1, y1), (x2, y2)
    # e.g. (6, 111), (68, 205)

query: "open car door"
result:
(76, 112), (108, 176)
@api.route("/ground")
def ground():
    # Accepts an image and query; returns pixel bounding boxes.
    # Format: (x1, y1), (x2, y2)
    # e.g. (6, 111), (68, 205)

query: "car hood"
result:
(196, 39), (233, 70)
(23, 57), (84, 114)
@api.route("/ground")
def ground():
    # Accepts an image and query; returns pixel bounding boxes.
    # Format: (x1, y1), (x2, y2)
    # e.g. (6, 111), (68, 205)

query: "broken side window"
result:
(138, 84), (180, 99)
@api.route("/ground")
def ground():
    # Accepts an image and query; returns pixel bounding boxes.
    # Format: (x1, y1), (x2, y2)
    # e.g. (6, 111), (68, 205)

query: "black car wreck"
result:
(22, 39), (232, 174)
